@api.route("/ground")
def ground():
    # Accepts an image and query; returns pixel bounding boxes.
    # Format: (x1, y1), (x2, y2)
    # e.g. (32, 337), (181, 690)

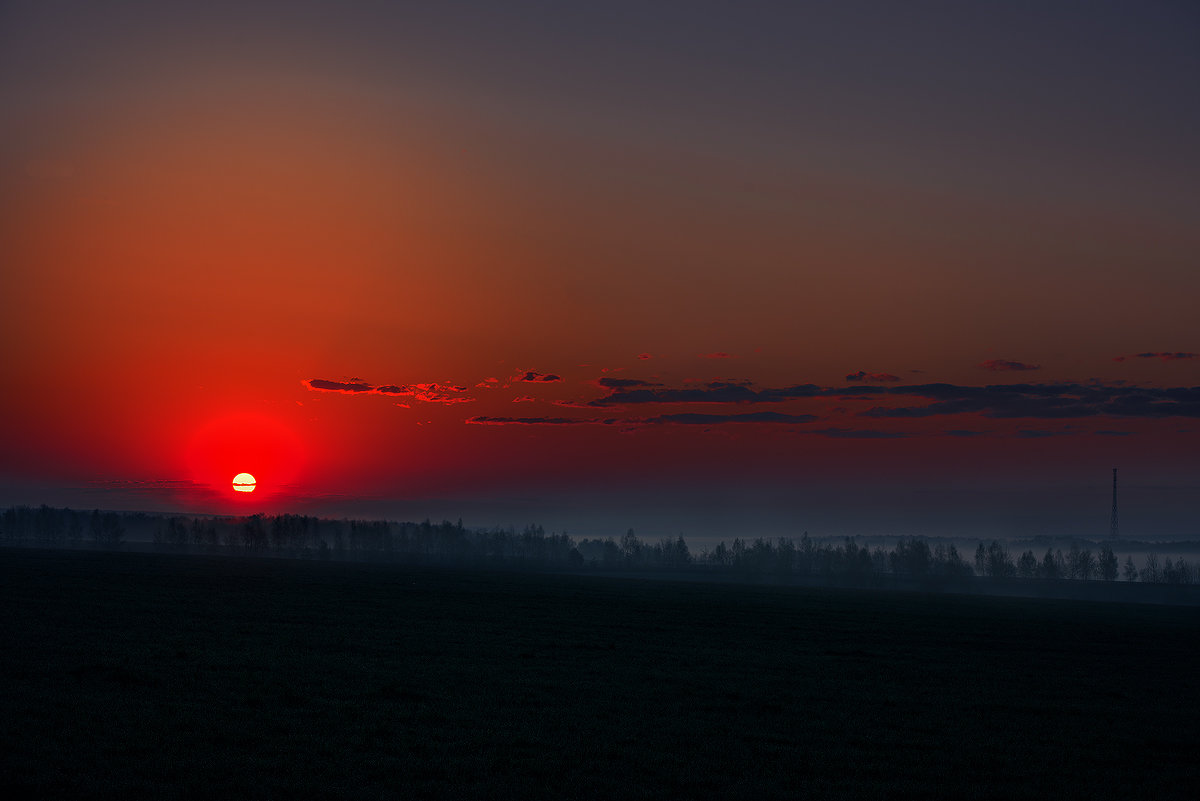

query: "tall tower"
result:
(1109, 468), (1118, 540)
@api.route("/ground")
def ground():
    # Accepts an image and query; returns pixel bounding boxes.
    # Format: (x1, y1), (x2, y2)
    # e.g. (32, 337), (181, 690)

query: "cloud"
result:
(845, 371), (901, 382)
(515, 370), (563, 383)
(466, 416), (612, 426)
(466, 411), (816, 427)
(589, 381), (825, 407)
(639, 412), (818, 425)
(702, 352), (733, 359)
(637, 353), (653, 360)
(90, 479), (201, 491)
(1095, 430), (1131, 436)
(1015, 429), (1073, 438)
(1114, 352), (1197, 362)
(861, 382), (1200, 420)
(595, 377), (662, 389)
(551, 399), (595, 408)
(590, 383), (757, 406)
(304, 378), (373, 394)
(978, 359), (1041, 371)
(414, 392), (475, 404)
(945, 429), (987, 437)
(316, 372), (1200, 426)
(418, 382), (468, 393)
(374, 384), (413, 395)
(305, 378), (474, 405)
(585, 375), (1200, 421)
(810, 428), (910, 439)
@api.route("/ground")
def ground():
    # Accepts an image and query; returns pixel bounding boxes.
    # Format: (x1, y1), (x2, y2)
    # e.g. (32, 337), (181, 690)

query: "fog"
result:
(5, 505), (1198, 607)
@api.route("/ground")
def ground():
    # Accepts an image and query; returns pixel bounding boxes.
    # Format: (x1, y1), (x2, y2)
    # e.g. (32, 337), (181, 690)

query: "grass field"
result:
(1, 548), (1197, 799)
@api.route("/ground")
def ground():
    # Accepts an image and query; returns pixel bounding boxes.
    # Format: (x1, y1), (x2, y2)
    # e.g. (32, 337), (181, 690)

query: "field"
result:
(1, 549), (1197, 799)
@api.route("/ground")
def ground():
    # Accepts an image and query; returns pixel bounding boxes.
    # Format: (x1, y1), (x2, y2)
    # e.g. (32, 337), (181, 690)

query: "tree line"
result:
(2, 505), (1197, 586)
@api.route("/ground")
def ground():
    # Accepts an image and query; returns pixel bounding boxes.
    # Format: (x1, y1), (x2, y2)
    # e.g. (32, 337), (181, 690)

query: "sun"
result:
(232, 473), (257, 493)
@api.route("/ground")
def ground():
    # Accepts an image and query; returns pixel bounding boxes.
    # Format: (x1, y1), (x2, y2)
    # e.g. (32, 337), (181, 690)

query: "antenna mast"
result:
(1109, 468), (1118, 540)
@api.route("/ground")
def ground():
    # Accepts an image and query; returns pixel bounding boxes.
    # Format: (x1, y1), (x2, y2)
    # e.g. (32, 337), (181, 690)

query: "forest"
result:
(3, 504), (1197, 589)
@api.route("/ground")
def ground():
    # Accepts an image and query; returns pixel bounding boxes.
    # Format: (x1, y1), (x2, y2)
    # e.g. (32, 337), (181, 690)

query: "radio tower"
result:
(1109, 468), (1119, 540)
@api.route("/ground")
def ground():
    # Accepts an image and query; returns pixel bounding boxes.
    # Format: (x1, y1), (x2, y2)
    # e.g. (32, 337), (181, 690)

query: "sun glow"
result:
(186, 413), (303, 505)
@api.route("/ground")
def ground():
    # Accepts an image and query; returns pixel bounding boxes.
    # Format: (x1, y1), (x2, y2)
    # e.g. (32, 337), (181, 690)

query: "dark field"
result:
(1, 549), (1197, 799)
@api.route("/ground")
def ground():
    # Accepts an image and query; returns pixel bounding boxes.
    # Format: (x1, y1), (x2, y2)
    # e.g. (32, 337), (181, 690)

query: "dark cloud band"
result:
(861, 382), (1200, 419)
(588, 377), (1200, 420)
(515, 370), (563, 383)
(304, 378), (474, 405)
(1114, 352), (1197, 362)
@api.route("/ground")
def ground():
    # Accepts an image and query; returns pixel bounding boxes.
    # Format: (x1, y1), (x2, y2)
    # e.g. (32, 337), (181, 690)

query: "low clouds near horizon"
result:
(303, 378), (475, 405)
(306, 352), (1200, 433)
(978, 359), (1041, 371)
(514, 370), (563, 383)
(1113, 352), (1197, 362)
(845, 370), (901, 382)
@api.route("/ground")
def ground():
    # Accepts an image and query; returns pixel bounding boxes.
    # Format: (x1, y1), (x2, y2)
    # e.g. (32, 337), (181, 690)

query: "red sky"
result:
(2, 2), (1198, 540)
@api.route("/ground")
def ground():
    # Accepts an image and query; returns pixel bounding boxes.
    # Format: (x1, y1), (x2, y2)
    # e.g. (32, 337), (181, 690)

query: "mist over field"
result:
(5, 505), (1199, 608)
(5, 478), (1200, 545)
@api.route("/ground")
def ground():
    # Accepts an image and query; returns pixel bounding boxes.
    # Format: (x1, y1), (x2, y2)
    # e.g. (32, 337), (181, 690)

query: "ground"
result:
(1, 548), (1197, 799)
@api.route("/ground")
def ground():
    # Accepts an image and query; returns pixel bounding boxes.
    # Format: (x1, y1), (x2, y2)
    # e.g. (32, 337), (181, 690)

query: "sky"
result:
(2, 1), (1198, 542)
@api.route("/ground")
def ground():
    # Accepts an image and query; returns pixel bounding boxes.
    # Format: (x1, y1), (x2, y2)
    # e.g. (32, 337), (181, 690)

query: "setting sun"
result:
(232, 473), (256, 493)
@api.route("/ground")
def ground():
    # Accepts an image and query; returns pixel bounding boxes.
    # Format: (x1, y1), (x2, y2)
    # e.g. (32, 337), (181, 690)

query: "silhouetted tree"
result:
(35, 505), (64, 547)
(672, 535), (692, 568)
(620, 528), (643, 567)
(796, 532), (814, 576)
(775, 537), (796, 578)
(745, 538), (776, 576)
(601, 537), (621, 568)
(67, 510), (83, 547)
(1039, 548), (1061, 580)
(1016, 550), (1038, 579)
(983, 541), (1015, 578)
(1140, 553), (1161, 583)
(871, 546), (888, 575)
(166, 517), (188, 549)
(1123, 555), (1138, 582)
(1067, 542), (1095, 580)
(1098, 545), (1119, 582)
(89, 511), (124, 548)
(932, 543), (972, 578)
(240, 515), (267, 552)
(576, 537), (620, 567)
(891, 537), (931, 578)
(1162, 557), (1193, 585)
(1, 507), (22, 544)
